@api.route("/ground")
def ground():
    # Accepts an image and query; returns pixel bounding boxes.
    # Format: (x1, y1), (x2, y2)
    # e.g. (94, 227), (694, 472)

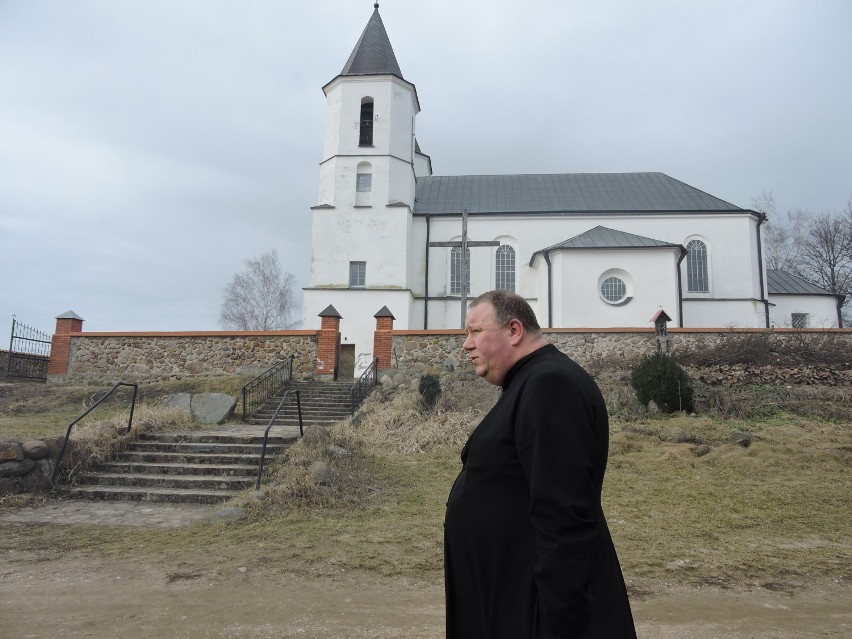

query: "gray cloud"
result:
(1, 0), (849, 334)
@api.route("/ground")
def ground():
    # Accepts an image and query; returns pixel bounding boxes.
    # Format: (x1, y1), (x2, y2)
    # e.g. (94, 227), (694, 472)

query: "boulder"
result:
(22, 440), (49, 460)
(729, 431), (754, 447)
(0, 442), (23, 462)
(326, 445), (352, 458)
(693, 444), (712, 457)
(162, 393), (192, 415)
(191, 393), (237, 424)
(309, 461), (331, 486)
(21, 459), (53, 491)
(211, 506), (247, 522)
(0, 458), (36, 477)
(659, 427), (697, 444)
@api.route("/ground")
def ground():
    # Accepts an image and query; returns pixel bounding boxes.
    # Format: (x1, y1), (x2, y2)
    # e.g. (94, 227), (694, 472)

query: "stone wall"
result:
(59, 331), (319, 383)
(390, 328), (852, 377)
(0, 438), (58, 494)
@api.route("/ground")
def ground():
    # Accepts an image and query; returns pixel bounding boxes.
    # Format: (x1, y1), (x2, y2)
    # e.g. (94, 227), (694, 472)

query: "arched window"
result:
(450, 246), (470, 295)
(686, 239), (709, 293)
(359, 98), (374, 146)
(495, 245), (515, 292)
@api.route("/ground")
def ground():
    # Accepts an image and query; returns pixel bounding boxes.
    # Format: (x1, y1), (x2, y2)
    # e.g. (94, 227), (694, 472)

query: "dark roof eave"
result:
(414, 208), (755, 217)
(528, 243), (686, 267)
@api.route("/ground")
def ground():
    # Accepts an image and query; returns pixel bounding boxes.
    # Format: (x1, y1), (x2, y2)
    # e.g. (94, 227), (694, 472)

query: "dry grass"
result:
(56, 403), (197, 482)
(0, 376), (250, 441)
(2, 372), (849, 590)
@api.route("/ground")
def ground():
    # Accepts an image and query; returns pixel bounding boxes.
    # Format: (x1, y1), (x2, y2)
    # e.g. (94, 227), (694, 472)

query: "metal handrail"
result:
(51, 381), (138, 487)
(350, 357), (379, 415)
(256, 389), (303, 489)
(242, 355), (295, 420)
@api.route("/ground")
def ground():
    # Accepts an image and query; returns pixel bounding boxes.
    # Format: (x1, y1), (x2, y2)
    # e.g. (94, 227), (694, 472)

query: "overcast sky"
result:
(1, 0), (850, 335)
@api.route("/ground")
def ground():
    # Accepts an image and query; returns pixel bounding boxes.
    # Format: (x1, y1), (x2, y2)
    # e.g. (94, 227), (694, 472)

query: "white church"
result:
(302, 4), (842, 372)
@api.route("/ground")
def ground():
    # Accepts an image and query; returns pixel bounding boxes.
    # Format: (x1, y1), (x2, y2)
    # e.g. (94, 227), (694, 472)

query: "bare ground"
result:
(1, 545), (849, 638)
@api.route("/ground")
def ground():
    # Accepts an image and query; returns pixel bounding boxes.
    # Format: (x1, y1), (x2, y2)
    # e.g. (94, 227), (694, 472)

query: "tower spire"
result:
(339, 3), (402, 78)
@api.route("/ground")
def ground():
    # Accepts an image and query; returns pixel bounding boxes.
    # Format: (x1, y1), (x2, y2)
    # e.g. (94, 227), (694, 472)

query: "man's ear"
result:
(507, 318), (525, 346)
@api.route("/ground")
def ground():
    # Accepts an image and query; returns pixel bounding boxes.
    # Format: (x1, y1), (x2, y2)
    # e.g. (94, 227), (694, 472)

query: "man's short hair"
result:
(470, 290), (541, 334)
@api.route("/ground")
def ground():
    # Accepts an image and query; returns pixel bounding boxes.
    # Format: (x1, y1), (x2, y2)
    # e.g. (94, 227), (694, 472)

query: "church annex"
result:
(302, 5), (841, 373)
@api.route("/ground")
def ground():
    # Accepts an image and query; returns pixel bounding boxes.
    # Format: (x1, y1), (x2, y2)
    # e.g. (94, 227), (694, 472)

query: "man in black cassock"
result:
(445, 290), (636, 638)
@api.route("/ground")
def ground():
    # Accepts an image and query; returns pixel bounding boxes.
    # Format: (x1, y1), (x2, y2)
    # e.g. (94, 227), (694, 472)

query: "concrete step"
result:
(65, 485), (237, 505)
(95, 461), (258, 477)
(75, 472), (255, 491)
(138, 432), (295, 446)
(114, 451), (267, 465)
(64, 428), (293, 505)
(125, 441), (288, 456)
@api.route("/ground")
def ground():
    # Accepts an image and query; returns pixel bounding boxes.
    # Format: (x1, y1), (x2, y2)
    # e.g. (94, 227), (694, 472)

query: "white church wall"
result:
(413, 153), (431, 178)
(681, 299), (765, 327)
(307, 206), (410, 288)
(550, 249), (681, 327)
(417, 212), (767, 327)
(769, 295), (840, 328)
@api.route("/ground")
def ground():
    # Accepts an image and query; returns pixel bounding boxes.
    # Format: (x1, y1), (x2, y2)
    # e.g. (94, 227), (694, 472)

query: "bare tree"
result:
(791, 207), (851, 327)
(753, 191), (798, 272)
(220, 250), (298, 330)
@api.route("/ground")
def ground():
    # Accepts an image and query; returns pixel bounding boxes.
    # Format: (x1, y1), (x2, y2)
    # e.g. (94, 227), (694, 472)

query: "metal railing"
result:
(350, 357), (379, 415)
(242, 355), (295, 420)
(51, 381), (139, 487)
(256, 389), (303, 489)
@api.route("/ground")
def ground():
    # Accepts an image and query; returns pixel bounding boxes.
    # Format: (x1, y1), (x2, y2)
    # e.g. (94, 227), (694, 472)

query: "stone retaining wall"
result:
(390, 328), (852, 377)
(59, 332), (318, 384)
(0, 438), (58, 493)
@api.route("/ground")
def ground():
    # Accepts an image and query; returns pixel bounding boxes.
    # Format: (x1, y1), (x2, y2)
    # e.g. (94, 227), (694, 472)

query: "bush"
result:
(418, 374), (442, 412)
(630, 354), (694, 413)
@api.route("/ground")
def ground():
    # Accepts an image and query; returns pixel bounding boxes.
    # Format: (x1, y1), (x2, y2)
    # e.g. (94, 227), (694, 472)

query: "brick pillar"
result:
(47, 311), (84, 377)
(373, 305), (395, 370)
(315, 305), (342, 380)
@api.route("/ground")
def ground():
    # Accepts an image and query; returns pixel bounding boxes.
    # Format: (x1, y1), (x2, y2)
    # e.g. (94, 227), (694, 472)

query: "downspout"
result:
(424, 214), (430, 329)
(755, 212), (770, 328)
(543, 252), (553, 328)
(676, 248), (686, 327)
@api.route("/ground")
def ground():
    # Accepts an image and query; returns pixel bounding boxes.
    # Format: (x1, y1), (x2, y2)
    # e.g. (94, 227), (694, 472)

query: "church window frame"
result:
(495, 244), (516, 292)
(450, 246), (471, 295)
(359, 98), (374, 147)
(685, 237), (711, 295)
(349, 261), (366, 288)
(791, 312), (809, 328)
(598, 268), (633, 306)
(356, 173), (372, 192)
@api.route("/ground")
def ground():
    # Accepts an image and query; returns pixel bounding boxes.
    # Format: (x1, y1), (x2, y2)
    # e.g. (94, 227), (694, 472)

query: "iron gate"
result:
(7, 318), (51, 380)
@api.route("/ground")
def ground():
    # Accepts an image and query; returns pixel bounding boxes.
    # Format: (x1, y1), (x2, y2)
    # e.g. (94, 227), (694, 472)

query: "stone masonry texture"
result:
(60, 333), (317, 383)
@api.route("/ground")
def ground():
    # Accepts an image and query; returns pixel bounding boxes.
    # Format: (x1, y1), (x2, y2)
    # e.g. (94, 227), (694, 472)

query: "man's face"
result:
(462, 302), (514, 386)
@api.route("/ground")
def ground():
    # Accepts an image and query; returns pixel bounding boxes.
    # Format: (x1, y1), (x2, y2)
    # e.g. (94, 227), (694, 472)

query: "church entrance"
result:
(339, 344), (355, 380)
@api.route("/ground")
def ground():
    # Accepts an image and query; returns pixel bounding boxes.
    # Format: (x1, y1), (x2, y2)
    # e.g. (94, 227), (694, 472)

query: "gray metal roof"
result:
(414, 172), (746, 216)
(529, 226), (684, 265)
(340, 6), (403, 79)
(767, 269), (835, 296)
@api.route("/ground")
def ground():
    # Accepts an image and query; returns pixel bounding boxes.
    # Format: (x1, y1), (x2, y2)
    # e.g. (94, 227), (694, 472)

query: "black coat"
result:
(444, 344), (636, 638)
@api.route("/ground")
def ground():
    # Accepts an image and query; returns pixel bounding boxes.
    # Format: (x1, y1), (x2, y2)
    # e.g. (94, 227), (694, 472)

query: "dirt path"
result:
(2, 553), (849, 638)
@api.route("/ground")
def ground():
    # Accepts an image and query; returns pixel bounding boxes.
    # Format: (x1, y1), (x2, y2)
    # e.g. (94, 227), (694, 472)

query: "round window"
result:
(600, 276), (627, 303)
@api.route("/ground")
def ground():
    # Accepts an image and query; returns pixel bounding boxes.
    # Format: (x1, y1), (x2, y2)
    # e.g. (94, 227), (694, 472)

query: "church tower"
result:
(302, 4), (430, 374)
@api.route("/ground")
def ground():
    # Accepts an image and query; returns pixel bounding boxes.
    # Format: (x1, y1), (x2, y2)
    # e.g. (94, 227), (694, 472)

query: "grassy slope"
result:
(1, 377), (850, 590)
